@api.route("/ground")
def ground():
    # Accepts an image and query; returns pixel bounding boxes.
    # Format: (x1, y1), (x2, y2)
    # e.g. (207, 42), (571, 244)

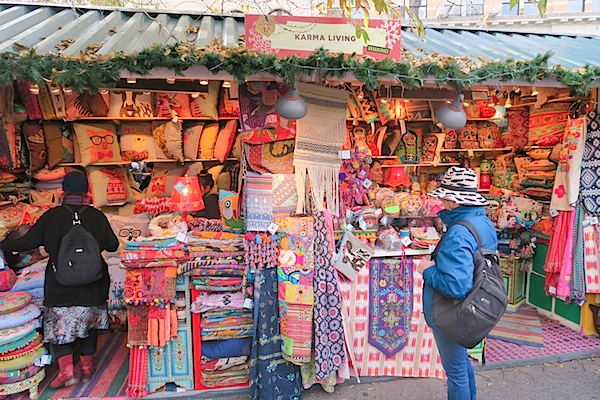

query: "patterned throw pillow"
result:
(214, 120), (238, 163)
(155, 93), (192, 118)
(528, 102), (570, 146)
(218, 84), (240, 118)
(199, 123), (220, 160)
(458, 121), (479, 149)
(144, 164), (185, 198)
(119, 122), (156, 161)
(42, 121), (74, 168)
(106, 214), (150, 247)
(86, 166), (135, 207)
(506, 109), (529, 149)
(190, 81), (220, 119)
(21, 122), (47, 173)
(152, 121), (184, 162)
(108, 91), (153, 118)
(73, 122), (122, 166)
(182, 122), (204, 160)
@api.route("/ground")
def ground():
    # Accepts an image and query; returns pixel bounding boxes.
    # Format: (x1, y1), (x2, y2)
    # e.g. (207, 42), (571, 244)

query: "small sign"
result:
(583, 216), (599, 227)
(338, 150), (352, 159)
(401, 236), (412, 247)
(362, 178), (373, 189)
(549, 209), (559, 217)
(374, 208), (382, 217)
(267, 222), (279, 235)
(243, 298), (254, 309)
(548, 285), (557, 295)
(175, 232), (189, 243)
(380, 215), (389, 226)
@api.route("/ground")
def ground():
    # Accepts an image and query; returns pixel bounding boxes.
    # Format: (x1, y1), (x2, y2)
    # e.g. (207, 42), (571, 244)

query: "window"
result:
(392, 0), (428, 19)
(466, 0), (484, 16)
(568, 0), (585, 12)
(444, 1), (462, 17)
(444, 0), (483, 17)
(502, 0), (519, 16)
(593, 0), (600, 11)
(523, 1), (538, 15)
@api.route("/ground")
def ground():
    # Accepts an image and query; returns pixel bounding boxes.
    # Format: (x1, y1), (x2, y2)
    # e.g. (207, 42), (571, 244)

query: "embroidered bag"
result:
(431, 220), (508, 348)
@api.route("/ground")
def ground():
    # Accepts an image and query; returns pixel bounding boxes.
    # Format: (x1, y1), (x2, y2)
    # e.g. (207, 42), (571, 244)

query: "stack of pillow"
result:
(9, 261), (46, 308)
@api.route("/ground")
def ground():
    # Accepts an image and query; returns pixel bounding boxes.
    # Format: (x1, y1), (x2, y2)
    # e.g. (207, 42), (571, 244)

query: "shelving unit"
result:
(381, 162), (460, 167)
(440, 147), (512, 153)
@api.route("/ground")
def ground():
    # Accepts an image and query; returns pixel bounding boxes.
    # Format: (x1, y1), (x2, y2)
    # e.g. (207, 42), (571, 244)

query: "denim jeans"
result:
(423, 285), (476, 400)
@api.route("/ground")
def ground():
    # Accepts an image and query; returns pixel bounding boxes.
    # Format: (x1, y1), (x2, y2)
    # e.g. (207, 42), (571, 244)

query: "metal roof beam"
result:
(0, 7), (56, 42)
(34, 10), (103, 55)
(94, 12), (145, 55)
(60, 11), (127, 56)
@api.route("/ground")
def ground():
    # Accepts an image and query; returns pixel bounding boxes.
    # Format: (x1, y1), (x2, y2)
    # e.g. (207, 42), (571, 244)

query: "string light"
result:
(531, 87), (539, 96)
(222, 81), (231, 88)
(199, 80), (209, 85)
(126, 77), (137, 84)
(166, 78), (176, 84)
(29, 84), (39, 95)
(62, 86), (73, 94)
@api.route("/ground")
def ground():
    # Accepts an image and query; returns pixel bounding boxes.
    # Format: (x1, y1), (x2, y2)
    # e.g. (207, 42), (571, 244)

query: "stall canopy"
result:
(1, 2), (600, 94)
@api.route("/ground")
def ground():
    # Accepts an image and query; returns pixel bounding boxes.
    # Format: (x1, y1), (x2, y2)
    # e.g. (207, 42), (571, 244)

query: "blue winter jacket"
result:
(422, 205), (498, 325)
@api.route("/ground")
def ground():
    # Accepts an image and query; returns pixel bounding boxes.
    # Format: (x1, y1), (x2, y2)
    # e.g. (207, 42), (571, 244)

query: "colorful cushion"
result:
(0, 120), (19, 170)
(528, 102), (570, 146)
(521, 187), (552, 200)
(86, 166), (135, 207)
(106, 214), (150, 247)
(0, 346), (45, 372)
(477, 121), (502, 149)
(199, 123), (220, 160)
(42, 121), (74, 168)
(0, 292), (31, 315)
(0, 304), (39, 330)
(155, 93), (192, 118)
(506, 109), (529, 149)
(36, 84), (56, 120)
(144, 164), (185, 198)
(119, 122), (156, 161)
(524, 170), (556, 181)
(442, 129), (459, 150)
(527, 159), (557, 171)
(21, 122), (47, 173)
(108, 91), (153, 118)
(214, 120), (238, 163)
(218, 84), (240, 118)
(190, 81), (220, 119)
(0, 321), (35, 346)
(183, 122), (204, 160)
(46, 82), (66, 119)
(0, 364), (41, 385)
(10, 270), (44, 292)
(15, 82), (42, 120)
(0, 335), (42, 361)
(0, 270), (16, 292)
(207, 165), (224, 194)
(65, 91), (110, 119)
(458, 121), (479, 149)
(73, 122), (122, 167)
(527, 149), (551, 160)
(152, 121), (184, 162)
(0, 172), (16, 184)
(216, 170), (232, 192)
(31, 167), (67, 182)
(513, 156), (532, 184)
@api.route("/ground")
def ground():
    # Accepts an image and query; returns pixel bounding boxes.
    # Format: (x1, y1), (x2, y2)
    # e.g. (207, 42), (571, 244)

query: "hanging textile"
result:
(556, 208), (576, 298)
(127, 346), (149, 398)
(277, 216), (315, 364)
(584, 223), (600, 293)
(293, 83), (348, 216)
(581, 111), (600, 215)
(544, 210), (572, 277)
(247, 230), (302, 400)
(368, 257), (413, 357)
(550, 117), (586, 211)
(245, 172), (273, 232)
(312, 211), (345, 380)
(571, 203), (586, 303)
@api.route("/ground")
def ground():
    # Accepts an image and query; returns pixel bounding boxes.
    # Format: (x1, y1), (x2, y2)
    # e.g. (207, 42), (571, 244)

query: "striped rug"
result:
(12, 331), (129, 400)
(488, 306), (544, 348)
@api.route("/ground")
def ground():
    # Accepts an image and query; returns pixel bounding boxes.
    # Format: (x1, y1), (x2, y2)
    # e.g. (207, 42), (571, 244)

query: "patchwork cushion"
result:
(152, 121), (184, 162)
(86, 165), (135, 207)
(42, 121), (75, 168)
(108, 91), (153, 118)
(0, 304), (40, 330)
(22, 122), (47, 173)
(214, 120), (238, 163)
(183, 122), (204, 160)
(0, 321), (35, 346)
(73, 122), (122, 167)
(0, 292), (31, 315)
(190, 81), (220, 119)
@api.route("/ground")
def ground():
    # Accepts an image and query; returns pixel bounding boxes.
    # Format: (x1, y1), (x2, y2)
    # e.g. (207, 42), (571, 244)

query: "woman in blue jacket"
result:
(417, 167), (498, 400)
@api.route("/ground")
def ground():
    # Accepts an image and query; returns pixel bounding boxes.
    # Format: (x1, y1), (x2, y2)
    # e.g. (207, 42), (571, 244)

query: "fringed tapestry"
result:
(294, 83), (347, 216)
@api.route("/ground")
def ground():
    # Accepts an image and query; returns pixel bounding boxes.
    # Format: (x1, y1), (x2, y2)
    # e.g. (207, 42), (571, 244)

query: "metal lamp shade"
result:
(435, 94), (467, 130)
(274, 85), (307, 120)
(170, 176), (204, 212)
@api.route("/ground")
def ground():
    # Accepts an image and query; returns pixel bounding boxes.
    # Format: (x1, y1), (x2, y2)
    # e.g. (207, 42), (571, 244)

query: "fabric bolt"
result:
(545, 211), (572, 274)
(583, 224), (600, 293)
(312, 211), (345, 380)
(191, 291), (245, 314)
(277, 216), (315, 364)
(581, 111), (600, 214)
(249, 266), (302, 400)
(550, 117), (587, 211)
(43, 306), (108, 346)
(368, 257), (413, 358)
(245, 172), (273, 232)
(293, 83), (348, 216)
(571, 203), (586, 303)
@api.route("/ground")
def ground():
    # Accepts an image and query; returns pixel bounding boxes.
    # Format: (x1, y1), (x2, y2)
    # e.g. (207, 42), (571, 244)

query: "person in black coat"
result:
(0, 170), (118, 389)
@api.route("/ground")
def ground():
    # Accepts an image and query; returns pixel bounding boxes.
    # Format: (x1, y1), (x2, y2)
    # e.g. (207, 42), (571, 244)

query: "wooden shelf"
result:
(72, 116), (238, 122)
(60, 158), (237, 167)
(440, 147), (512, 153)
(381, 163), (460, 168)
(347, 118), (433, 123)
(507, 96), (590, 109)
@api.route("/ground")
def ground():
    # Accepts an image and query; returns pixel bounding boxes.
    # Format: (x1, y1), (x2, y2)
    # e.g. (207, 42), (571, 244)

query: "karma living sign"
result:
(245, 15), (401, 61)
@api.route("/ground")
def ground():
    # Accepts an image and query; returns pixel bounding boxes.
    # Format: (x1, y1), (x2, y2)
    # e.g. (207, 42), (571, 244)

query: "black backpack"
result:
(52, 205), (103, 286)
(430, 219), (508, 348)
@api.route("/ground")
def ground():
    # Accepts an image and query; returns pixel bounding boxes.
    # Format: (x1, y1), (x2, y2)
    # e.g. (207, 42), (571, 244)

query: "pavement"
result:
(149, 357), (600, 400)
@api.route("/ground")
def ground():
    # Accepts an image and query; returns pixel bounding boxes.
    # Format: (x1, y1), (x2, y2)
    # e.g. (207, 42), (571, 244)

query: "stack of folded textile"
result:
(199, 338), (251, 388)
(0, 291), (46, 399)
(180, 232), (245, 277)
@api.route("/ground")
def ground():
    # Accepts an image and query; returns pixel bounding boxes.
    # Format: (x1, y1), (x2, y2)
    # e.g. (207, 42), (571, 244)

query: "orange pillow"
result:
(72, 122), (122, 167)
(214, 120), (238, 163)
(199, 123), (220, 160)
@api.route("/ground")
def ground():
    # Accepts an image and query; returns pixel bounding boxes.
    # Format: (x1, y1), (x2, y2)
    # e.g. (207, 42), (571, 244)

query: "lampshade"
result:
(435, 94), (467, 130)
(170, 176), (204, 212)
(384, 165), (411, 189)
(274, 85), (307, 120)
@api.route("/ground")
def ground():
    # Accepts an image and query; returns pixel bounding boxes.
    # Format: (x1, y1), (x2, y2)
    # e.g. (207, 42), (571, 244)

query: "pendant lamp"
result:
(274, 85), (307, 120)
(434, 93), (467, 130)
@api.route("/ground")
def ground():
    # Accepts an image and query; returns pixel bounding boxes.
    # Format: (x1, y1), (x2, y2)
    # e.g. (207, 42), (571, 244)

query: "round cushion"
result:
(0, 338), (43, 362)
(9, 270), (45, 293)
(0, 321), (36, 346)
(0, 367), (45, 395)
(0, 304), (40, 330)
(0, 292), (31, 315)
(527, 149), (551, 160)
(32, 167), (67, 182)
(0, 346), (45, 372)
(0, 331), (39, 355)
(526, 159), (557, 171)
(0, 365), (41, 385)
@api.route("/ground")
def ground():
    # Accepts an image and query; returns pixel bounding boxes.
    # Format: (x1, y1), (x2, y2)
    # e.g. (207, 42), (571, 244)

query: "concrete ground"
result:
(151, 357), (600, 400)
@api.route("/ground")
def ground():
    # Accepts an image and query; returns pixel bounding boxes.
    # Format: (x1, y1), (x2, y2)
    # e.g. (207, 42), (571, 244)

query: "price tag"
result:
(345, 224), (355, 232)
(362, 178), (372, 189)
(243, 298), (254, 309)
(548, 285), (557, 295)
(401, 236), (412, 247)
(374, 208), (382, 217)
(267, 222), (279, 235)
(428, 244), (436, 253)
(175, 232), (189, 243)
(34, 318), (42, 329)
(358, 217), (368, 231)
(549, 209), (559, 217)
(338, 150), (352, 159)
(583, 216), (599, 227)
(35, 354), (52, 367)
(380, 215), (389, 226)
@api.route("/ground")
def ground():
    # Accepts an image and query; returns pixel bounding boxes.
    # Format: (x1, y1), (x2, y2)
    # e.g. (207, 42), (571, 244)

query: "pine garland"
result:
(0, 42), (597, 96)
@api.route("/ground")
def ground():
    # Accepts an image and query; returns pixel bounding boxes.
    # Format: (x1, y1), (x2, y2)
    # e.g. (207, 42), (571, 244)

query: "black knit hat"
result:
(62, 171), (89, 194)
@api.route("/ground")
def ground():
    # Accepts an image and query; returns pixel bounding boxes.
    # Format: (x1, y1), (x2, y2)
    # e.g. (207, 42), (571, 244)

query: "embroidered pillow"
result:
(106, 214), (150, 247)
(86, 166), (135, 207)
(528, 102), (570, 146)
(219, 190), (243, 232)
(524, 170), (556, 181)
(71, 91), (110, 118)
(0, 303), (39, 330)
(28, 189), (59, 206)
(22, 122), (47, 173)
(527, 159), (557, 171)
(46, 82), (66, 119)
(35, 85), (56, 120)
(9, 270), (44, 292)
(477, 121), (502, 149)
(513, 156), (532, 184)
(31, 167), (66, 182)
(73, 122), (122, 167)
(144, 164), (185, 198)
(0, 120), (19, 170)
(15, 82), (42, 120)
(0, 346), (45, 372)
(208, 164), (224, 194)
(458, 121), (479, 149)
(214, 120), (238, 163)
(155, 93), (192, 118)
(42, 121), (74, 168)
(218, 84), (240, 118)
(506, 109), (529, 149)
(0, 172), (16, 184)
(0, 320), (35, 346)
(119, 122), (156, 161)
(199, 123), (220, 159)
(182, 122), (204, 160)
(152, 121), (184, 162)
(108, 91), (153, 118)
(527, 149), (551, 160)
(190, 81), (220, 119)
(0, 292), (31, 315)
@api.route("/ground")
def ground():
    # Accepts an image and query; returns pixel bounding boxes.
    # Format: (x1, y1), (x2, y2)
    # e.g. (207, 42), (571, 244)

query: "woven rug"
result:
(12, 331), (129, 399)
(488, 306), (544, 348)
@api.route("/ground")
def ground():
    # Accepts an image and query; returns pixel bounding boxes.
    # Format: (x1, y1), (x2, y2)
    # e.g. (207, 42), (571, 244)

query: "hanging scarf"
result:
(571, 202), (586, 303)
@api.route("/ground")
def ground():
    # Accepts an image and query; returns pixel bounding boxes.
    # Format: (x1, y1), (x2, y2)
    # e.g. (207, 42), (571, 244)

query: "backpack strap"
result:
(431, 219), (484, 259)
(63, 205), (88, 226)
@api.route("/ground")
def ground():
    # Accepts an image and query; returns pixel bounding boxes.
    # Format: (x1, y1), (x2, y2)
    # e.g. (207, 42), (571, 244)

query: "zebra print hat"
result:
(429, 166), (488, 206)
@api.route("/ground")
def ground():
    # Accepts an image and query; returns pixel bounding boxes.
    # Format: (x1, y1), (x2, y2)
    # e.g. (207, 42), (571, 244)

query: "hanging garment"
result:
(581, 111), (600, 214)
(584, 223), (600, 293)
(571, 203), (587, 303)
(556, 208), (577, 298)
(544, 210), (573, 295)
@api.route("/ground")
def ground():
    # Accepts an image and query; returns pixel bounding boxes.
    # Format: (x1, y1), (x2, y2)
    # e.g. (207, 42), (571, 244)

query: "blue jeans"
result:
(424, 285), (476, 400)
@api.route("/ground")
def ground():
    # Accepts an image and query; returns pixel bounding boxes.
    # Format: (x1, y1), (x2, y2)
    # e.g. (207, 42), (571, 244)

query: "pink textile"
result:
(556, 207), (576, 298)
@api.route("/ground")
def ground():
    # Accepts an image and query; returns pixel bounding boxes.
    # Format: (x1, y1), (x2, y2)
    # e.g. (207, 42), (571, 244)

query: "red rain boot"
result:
(50, 355), (79, 389)
(80, 354), (96, 383)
